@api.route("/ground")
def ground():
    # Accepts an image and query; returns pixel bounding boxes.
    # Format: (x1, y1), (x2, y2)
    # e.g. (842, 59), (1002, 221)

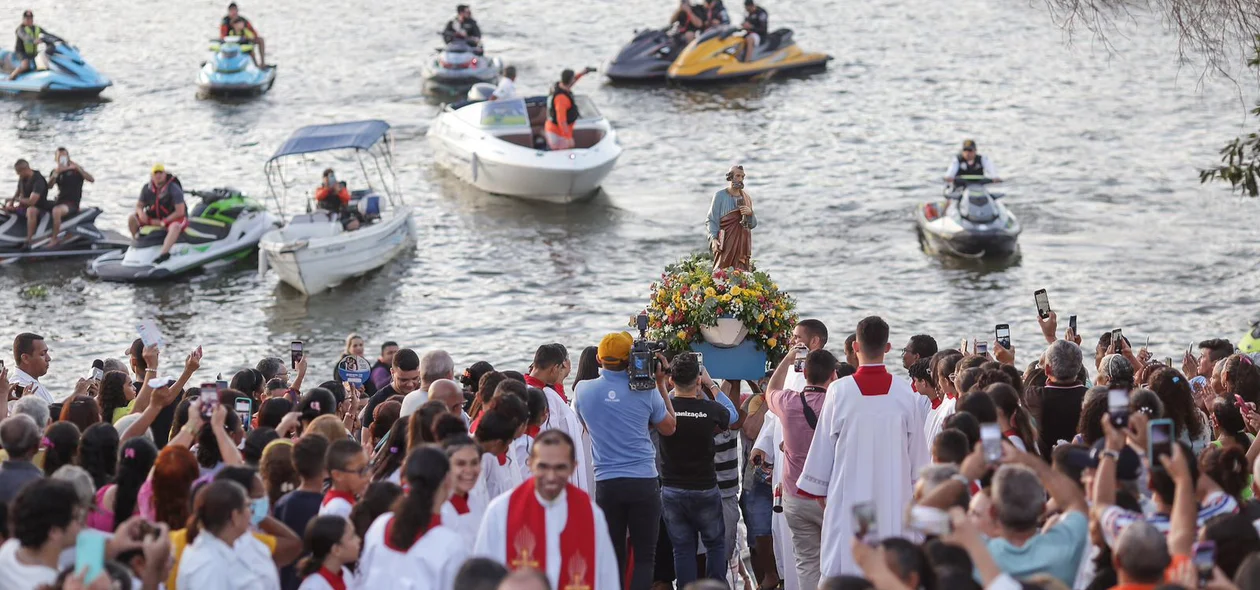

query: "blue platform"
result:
(691, 340), (768, 381)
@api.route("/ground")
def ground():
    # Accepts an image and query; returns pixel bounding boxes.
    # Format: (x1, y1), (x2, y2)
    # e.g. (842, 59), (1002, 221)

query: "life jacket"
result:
(143, 174), (182, 218)
(18, 25), (41, 55)
(220, 16), (254, 38)
(547, 84), (579, 126)
(956, 153), (986, 176)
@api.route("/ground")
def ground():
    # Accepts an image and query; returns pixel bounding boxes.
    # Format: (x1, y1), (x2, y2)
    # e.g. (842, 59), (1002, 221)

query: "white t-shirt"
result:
(0, 538), (58, 590)
(491, 77), (517, 100)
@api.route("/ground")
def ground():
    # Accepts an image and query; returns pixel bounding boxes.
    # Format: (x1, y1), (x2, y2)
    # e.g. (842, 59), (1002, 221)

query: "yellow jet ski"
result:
(667, 26), (830, 82)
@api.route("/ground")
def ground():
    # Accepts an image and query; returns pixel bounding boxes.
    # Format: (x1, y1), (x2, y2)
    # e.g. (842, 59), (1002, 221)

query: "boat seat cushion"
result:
(132, 218), (230, 247)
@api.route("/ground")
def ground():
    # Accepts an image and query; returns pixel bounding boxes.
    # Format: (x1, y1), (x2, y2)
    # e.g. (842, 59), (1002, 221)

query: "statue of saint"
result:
(706, 165), (757, 271)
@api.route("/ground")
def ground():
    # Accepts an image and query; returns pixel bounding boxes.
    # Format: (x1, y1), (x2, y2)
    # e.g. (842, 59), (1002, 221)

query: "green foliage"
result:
(1201, 38), (1260, 197)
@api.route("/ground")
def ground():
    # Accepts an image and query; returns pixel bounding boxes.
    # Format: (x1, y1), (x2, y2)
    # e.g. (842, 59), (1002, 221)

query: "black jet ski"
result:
(606, 28), (688, 82)
(0, 206), (127, 262)
(915, 176), (1021, 258)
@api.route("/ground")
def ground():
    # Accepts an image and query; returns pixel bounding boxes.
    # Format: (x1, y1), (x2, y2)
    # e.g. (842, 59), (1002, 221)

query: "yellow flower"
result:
(704, 287), (717, 297)
(720, 294), (732, 302)
(767, 337), (778, 349)
(677, 333), (688, 341)
(731, 286), (743, 296)
(756, 313), (764, 322)
(665, 307), (674, 317)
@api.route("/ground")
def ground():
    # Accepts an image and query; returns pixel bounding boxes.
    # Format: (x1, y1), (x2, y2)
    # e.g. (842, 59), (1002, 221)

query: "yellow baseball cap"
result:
(151, 163), (165, 173)
(598, 332), (634, 364)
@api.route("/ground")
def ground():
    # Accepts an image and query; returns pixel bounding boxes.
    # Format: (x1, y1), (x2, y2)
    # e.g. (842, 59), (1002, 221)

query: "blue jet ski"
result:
(196, 36), (276, 97)
(0, 33), (111, 98)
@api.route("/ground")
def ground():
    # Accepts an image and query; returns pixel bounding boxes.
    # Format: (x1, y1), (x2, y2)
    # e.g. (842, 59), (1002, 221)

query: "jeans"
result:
(741, 478), (774, 538)
(596, 477), (661, 590)
(661, 486), (727, 586)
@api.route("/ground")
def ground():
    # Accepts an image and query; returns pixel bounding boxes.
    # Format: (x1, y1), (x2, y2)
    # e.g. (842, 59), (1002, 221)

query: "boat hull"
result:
(260, 209), (415, 295)
(89, 210), (278, 282)
(914, 203), (1020, 258)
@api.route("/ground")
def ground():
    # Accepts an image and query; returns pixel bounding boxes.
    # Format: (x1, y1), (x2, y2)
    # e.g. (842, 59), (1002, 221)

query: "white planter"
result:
(701, 317), (748, 348)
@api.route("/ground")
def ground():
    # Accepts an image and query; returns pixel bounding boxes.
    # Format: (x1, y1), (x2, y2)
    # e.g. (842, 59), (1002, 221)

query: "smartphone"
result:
(200, 382), (218, 399)
(147, 376), (169, 390)
(695, 352), (704, 366)
(852, 501), (877, 538)
(1195, 541), (1216, 586)
(74, 529), (108, 583)
(290, 341), (303, 369)
(1033, 289), (1051, 319)
(1111, 329), (1123, 348)
(136, 319), (164, 348)
(975, 341), (988, 356)
(907, 505), (952, 537)
(1236, 394), (1254, 420)
(1148, 418), (1174, 468)
(91, 368), (104, 382)
(216, 373), (228, 391)
(1068, 315), (1077, 333)
(995, 324), (1011, 350)
(235, 397), (252, 432)
(1165, 357), (1173, 368)
(981, 422), (1003, 463)
(1108, 389), (1130, 428)
(793, 345), (808, 372)
(200, 394), (218, 422)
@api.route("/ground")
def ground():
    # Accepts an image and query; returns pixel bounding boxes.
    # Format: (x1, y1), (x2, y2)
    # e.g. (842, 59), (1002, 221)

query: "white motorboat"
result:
(259, 120), (415, 295)
(427, 94), (622, 204)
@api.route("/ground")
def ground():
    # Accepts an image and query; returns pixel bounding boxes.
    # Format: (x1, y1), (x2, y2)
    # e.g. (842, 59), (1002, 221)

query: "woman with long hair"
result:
(1200, 445), (1253, 503)
(42, 421), (81, 476)
(369, 415), (409, 484)
(439, 435), (488, 546)
(96, 437), (158, 532)
(59, 395), (102, 433)
(572, 345), (599, 390)
(1148, 367), (1212, 455)
(985, 383), (1040, 457)
(296, 515), (362, 590)
(357, 446), (465, 589)
(260, 439), (298, 506)
(1222, 354), (1260, 406)
(1211, 397), (1253, 451)
(348, 482), (402, 540)
(468, 371), (506, 421)
(99, 370), (136, 425)
(1073, 388), (1109, 447)
(407, 401), (450, 452)
(147, 445), (201, 528)
(77, 422), (119, 489)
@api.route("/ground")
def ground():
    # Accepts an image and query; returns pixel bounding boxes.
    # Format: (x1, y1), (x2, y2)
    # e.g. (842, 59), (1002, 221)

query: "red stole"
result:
(525, 375), (567, 404)
(930, 396), (943, 410)
(322, 489), (356, 508)
(505, 479), (596, 590)
(316, 567), (347, 590)
(450, 493), (471, 515)
(853, 365), (892, 396)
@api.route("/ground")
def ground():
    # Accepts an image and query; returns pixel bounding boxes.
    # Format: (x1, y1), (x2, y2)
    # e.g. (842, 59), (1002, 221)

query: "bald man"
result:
(429, 378), (471, 426)
(497, 570), (550, 590)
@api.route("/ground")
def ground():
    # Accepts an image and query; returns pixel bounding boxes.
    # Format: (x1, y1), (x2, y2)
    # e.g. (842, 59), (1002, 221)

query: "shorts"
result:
(746, 32), (760, 47)
(545, 131), (575, 151)
(32, 198), (54, 213)
(740, 478), (773, 537)
(161, 217), (188, 231)
(52, 198), (79, 216)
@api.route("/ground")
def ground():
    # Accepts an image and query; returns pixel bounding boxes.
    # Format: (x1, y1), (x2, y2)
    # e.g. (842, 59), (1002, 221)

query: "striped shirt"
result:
(714, 430), (740, 498)
(1099, 491), (1238, 548)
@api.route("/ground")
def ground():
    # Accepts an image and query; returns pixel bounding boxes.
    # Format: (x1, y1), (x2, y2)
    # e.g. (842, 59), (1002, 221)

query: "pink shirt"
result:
(765, 386), (826, 497)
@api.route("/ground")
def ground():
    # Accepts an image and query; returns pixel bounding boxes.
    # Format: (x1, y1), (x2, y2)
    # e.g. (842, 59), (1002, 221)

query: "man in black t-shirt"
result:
(740, 0), (768, 61)
(46, 148), (95, 245)
(7, 159), (48, 248)
(359, 348), (422, 438)
(658, 353), (730, 585)
(274, 433), (329, 590)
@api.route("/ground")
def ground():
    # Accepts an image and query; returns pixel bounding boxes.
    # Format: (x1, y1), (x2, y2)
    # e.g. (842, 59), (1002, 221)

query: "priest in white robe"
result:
(526, 344), (594, 492)
(753, 413), (799, 590)
(795, 316), (929, 577)
(475, 429), (620, 590)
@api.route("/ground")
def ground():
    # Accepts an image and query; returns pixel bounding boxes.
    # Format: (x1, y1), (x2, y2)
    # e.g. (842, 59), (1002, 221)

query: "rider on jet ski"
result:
(315, 169), (361, 231)
(46, 147), (95, 246)
(8, 10), (49, 80)
(443, 5), (482, 49)
(942, 139), (1002, 214)
(227, 17), (264, 68)
(739, 0), (768, 62)
(701, 0), (730, 29)
(668, 0), (705, 42)
(6, 159), (47, 248)
(219, 3), (266, 67)
(129, 164), (187, 265)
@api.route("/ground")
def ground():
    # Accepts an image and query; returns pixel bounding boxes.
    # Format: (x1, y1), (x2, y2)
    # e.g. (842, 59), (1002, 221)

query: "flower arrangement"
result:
(638, 253), (798, 360)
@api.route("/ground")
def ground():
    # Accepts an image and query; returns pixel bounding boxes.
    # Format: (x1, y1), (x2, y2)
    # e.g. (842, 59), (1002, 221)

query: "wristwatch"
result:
(950, 473), (971, 487)
(1098, 449), (1121, 462)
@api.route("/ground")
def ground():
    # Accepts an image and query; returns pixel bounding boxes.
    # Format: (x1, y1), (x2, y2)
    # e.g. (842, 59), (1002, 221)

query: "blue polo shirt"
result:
(574, 368), (668, 481)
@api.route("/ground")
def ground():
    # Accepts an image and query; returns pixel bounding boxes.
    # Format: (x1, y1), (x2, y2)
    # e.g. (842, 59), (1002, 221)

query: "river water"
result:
(2, 0), (1259, 393)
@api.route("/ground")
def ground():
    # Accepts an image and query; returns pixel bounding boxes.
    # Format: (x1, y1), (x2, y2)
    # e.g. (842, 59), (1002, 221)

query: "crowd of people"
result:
(4, 302), (1260, 590)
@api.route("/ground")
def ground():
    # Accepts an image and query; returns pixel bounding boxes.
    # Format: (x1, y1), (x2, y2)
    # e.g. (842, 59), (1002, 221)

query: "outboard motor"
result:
(467, 82), (495, 101)
(958, 186), (999, 223)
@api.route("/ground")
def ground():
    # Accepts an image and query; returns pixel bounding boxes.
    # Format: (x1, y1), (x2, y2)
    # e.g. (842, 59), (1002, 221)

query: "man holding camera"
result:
(574, 331), (676, 590)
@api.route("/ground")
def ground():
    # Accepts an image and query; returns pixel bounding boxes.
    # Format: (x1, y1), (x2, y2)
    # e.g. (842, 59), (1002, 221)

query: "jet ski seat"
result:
(748, 29), (793, 61)
(132, 218), (232, 247)
(958, 190), (999, 224)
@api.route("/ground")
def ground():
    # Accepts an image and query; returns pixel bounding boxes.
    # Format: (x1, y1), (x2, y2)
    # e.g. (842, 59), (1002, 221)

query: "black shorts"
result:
(52, 198), (79, 216)
(31, 198), (54, 213)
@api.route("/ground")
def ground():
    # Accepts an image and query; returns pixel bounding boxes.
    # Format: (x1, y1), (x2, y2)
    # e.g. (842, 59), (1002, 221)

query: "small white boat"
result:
(427, 95), (622, 204)
(259, 120), (415, 295)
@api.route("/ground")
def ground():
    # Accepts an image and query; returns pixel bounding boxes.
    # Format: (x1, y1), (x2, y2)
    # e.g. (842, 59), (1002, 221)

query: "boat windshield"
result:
(469, 98), (530, 130)
(575, 96), (602, 121)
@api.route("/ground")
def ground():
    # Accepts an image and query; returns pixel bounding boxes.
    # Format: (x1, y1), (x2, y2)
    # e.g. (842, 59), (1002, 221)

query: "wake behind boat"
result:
(197, 36), (276, 97)
(915, 176), (1021, 258)
(427, 95), (622, 203)
(0, 33), (110, 98)
(259, 120), (415, 296)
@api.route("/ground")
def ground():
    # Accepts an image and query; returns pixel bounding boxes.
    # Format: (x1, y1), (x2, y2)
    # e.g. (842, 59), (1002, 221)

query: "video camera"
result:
(629, 312), (666, 391)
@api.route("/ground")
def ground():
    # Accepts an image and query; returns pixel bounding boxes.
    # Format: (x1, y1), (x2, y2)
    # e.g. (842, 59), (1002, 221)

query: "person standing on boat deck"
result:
(544, 67), (595, 151)
(706, 165), (757, 271)
(314, 169), (359, 231)
(46, 148), (94, 247)
(129, 164), (187, 265)
(9, 10), (46, 80)
(7, 159), (48, 249)
(490, 65), (516, 100)
(219, 2), (265, 66)
(443, 4), (482, 48)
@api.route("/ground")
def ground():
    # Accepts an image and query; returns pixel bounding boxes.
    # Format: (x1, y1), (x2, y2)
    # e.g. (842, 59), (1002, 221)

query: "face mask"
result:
(250, 496), (269, 526)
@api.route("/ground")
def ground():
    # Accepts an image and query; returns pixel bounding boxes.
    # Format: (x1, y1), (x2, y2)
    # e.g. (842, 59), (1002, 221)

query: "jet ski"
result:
(0, 206), (127, 262)
(1239, 322), (1260, 355)
(89, 187), (280, 282)
(422, 38), (501, 87)
(0, 33), (111, 98)
(606, 28), (688, 82)
(196, 36), (276, 97)
(915, 176), (1021, 258)
(667, 26), (830, 82)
